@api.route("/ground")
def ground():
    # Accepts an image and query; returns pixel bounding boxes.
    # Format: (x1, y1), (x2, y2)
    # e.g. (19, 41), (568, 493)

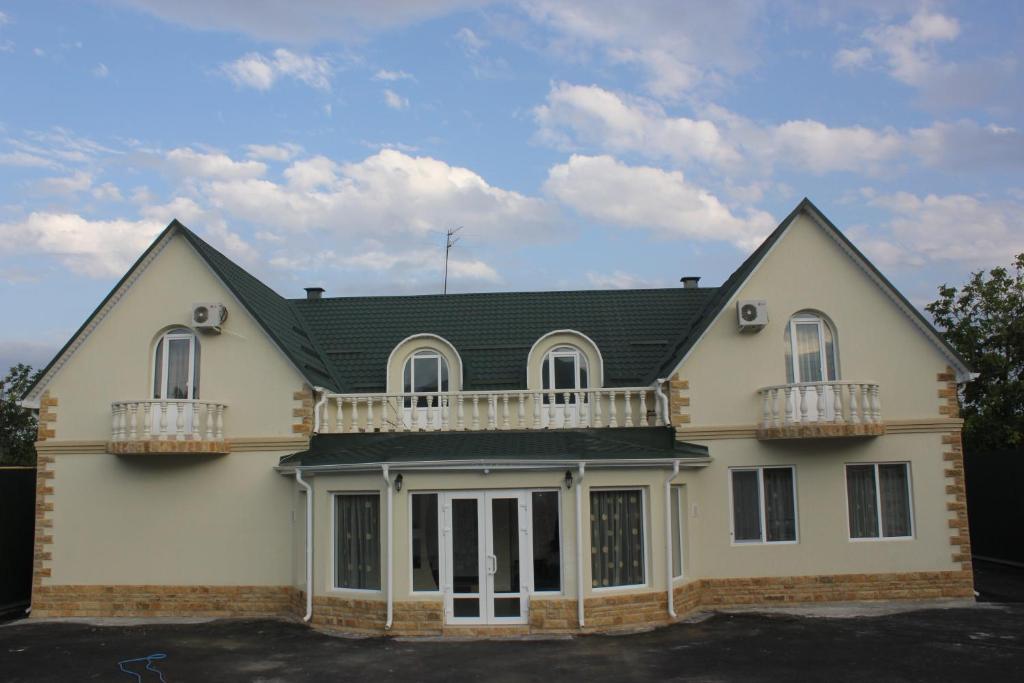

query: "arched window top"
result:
(527, 330), (604, 390)
(541, 345), (589, 396)
(784, 311), (838, 383)
(403, 349), (450, 394)
(386, 333), (463, 393)
(153, 328), (200, 399)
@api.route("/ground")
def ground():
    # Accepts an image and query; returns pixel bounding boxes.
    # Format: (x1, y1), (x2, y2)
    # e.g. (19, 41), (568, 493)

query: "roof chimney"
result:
(680, 276), (701, 289)
(304, 287), (325, 301)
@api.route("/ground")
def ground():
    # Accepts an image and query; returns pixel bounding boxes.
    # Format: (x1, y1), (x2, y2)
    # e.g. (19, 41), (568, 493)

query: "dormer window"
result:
(784, 312), (838, 384)
(153, 328), (200, 400)
(403, 350), (450, 408)
(542, 345), (589, 404)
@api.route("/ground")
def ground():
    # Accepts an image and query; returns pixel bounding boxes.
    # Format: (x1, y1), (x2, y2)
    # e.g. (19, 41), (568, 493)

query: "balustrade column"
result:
(783, 387), (793, 425)
(593, 391), (603, 428)
(487, 395), (497, 430)
(215, 404), (224, 439)
(517, 395), (526, 428)
(351, 397), (361, 432)
(143, 403), (152, 439)
(472, 396), (481, 430)
(502, 394), (510, 430)
(159, 401), (168, 439)
(206, 403), (215, 440)
(608, 390), (618, 428)
(639, 391), (648, 427)
(761, 391), (772, 429)
(872, 385), (881, 423)
(771, 388), (781, 427)
(833, 384), (844, 423)
(848, 384), (860, 424)
(192, 404), (200, 439)
(533, 393), (541, 429)
(799, 386), (810, 423)
(175, 403), (186, 440)
(547, 392), (556, 428)
(456, 396), (465, 431)
(624, 390), (633, 427)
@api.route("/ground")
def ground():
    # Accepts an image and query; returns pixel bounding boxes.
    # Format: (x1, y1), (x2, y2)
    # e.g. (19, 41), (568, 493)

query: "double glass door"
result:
(443, 492), (529, 625)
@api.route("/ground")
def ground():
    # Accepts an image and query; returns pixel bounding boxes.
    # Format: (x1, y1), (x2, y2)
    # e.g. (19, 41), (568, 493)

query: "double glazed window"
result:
(334, 494), (381, 591)
(153, 329), (200, 400)
(542, 346), (589, 404)
(403, 350), (449, 408)
(846, 463), (913, 539)
(590, 489), (645, 588)
(784, 313), (837, 384)
(731, 467), (797, 543)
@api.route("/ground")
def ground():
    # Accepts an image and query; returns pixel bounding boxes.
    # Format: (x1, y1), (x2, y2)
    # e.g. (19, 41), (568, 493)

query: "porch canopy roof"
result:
(279, 427), (708, 470)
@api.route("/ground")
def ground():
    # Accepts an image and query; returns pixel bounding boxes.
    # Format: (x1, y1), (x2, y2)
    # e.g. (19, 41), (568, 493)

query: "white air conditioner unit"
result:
(737, 299), (768, 332)
(192, 303), (228, 333)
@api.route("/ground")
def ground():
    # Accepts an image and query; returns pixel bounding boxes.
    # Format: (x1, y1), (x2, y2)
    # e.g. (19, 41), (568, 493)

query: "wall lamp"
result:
(564, 470), (574, 489)
(394, 473), (403, 492)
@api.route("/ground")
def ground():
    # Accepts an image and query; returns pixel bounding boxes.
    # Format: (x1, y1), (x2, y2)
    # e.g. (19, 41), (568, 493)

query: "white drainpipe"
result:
(663, 460), (680, 619)
(575, 462), (586, 629)
(382, 465), (394, 631)
(655, 378), (669, 426)
(295, 469), (314, 623)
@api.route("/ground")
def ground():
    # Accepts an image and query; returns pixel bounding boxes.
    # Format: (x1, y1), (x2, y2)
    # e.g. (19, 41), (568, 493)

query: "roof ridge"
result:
(288, 286), (711, 303)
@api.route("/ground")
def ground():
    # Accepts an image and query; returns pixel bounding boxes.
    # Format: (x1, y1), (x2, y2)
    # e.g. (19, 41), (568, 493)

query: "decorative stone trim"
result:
(310, 595), (444, 636)
(757, 423), (886, 440)
(938, 366), (972, 573)
(36, 391), (57, 442)
(31, 585), (297, 618)
(702, 570), (974, 605)
(292, 385), (314, 435)
(106, 439), (231, 455)
(669, 375), (690, 428)
(32, 452), (55, 593)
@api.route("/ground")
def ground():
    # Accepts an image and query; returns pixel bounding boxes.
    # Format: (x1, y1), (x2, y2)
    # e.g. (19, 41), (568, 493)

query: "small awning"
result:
(279, 427), (708, 469)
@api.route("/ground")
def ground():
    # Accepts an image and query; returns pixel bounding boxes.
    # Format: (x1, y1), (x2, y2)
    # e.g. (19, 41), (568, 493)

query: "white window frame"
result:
(408, 491), (445, 595)
(330, 491), (384, 594)
(671, 485), (685, 580)
(787, 313), (838, 383)
(844, 462), (916, 542)
(589, 487), (649, 592)
(528, 488), (564, 595)
(403, 349), (449, 408)
(728, 466), (799, 546)
(152, 328), (199, 400)
(542, 345), (589, 401)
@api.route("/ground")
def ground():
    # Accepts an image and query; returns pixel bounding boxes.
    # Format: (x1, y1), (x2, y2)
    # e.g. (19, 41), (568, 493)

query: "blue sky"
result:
(1, 1), (1022, 370)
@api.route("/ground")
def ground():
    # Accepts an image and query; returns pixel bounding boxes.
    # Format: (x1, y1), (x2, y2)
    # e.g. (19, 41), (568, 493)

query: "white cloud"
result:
(335, 247), (500, 282)
(245, 143), (303, 161)
(166, 147), (267, 180)
(586, 270), (658, 289)
(36, 171), (92, 195)
(544, 154), (775, 248)
(0, 150), (59, 168)
(222, 48), (332, 91)
(374, 69), (413, 81)
(834, 47), (872, 70)
(0, 11), (8, 26)
(0, 212), (164, 277)
(861, 192), (1024, 268)
(92, 63), (109, 78)
(455, 26), (487, 54)
(0, 40), (13, 53)
(861, 11), (960, 87)
(383, 88), (409, 110)
(92, 182), (124, 202)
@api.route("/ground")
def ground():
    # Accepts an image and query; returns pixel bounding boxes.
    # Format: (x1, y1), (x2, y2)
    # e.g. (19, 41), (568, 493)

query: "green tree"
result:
(926, 254), (1024, 453)
(0, 364), (40, 466)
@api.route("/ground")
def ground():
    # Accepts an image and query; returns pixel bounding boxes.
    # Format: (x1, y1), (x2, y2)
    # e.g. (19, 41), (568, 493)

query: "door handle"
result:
(487, 554), (497, 575)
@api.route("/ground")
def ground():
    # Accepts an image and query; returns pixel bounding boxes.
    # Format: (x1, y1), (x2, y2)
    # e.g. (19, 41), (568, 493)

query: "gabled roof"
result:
(24, 198), (969, 402)
(279, 427), (709, 468)
(649, 197), (971, 381)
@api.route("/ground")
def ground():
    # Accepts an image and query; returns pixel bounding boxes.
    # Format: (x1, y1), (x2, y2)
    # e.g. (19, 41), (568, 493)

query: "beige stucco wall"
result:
(49, 450), (295, 585)
(44, 233), (306, 441)
(677, 212), (956, 426)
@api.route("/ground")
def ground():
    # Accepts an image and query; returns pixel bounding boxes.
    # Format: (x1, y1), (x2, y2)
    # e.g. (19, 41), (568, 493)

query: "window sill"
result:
(848, 536), (915, 543)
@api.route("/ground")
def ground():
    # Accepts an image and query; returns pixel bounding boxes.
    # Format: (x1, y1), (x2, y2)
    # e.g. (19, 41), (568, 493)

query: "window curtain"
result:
(335, 494), (381, 590)
(590, 490), (644, 587)
(731, 470), (762, 541)
(165, 338), (190, 399)
(846, 465), (879, 538)
(763, 468), (796, 542)
(879, 464), (912, 537)
(795, 323), (824, 383)
(411, 494), (439, 592)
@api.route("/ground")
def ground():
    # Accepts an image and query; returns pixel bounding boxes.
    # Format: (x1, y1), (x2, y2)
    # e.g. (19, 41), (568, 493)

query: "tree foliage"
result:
(926, 254), (1024, 453)
(0, 364), (40, 466)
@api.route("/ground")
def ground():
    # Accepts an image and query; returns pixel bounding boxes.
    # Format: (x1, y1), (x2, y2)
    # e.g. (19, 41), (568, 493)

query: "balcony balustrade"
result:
(314, 387), (663, 434)
(756, 381), (884, 439)
(108, 399), (229, 454)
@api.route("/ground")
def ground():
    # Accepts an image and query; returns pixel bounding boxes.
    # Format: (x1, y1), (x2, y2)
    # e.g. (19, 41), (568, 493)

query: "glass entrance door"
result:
(443, 491), (529, 625)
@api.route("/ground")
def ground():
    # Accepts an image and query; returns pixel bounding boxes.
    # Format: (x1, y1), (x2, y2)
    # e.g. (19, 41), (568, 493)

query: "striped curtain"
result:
(879, 464), (912, 537)
(846, 465), (879, 538)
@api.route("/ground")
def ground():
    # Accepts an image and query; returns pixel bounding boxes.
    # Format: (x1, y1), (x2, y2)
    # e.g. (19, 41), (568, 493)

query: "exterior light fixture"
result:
(564, 470), (573, 489)
(394, 473), (403, 492)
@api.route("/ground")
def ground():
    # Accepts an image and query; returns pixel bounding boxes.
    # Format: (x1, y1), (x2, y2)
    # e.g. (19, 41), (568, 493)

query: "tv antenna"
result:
(443, 226), (462, 294)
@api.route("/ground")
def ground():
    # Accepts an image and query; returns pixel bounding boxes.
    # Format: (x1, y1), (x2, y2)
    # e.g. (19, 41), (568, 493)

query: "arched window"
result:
(784, 312), (837, 384)
(403, 349), (449, 407)
(542, 345), (589, 404)
(153, 328), (200, 400)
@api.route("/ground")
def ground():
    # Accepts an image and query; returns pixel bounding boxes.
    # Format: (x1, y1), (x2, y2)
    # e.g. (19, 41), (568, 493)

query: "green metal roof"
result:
(279, 427), (709, 467)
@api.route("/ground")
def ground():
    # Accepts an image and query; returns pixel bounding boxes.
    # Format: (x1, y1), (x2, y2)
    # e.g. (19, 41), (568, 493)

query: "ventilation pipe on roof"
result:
(664, 460), (680, 619)
(680, 276), (701, 289)
(304, 287), (325, 300)
(295, 469), (314, 623)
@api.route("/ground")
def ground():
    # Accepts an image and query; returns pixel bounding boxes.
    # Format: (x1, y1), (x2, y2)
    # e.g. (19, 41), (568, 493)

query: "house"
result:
(20, 199), (974, 635)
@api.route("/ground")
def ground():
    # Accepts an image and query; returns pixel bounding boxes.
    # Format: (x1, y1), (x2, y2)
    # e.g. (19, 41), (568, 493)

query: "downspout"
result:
(654, 378), (669, 426)
(664, 460), (680, 619)
(574, 462), (586, 629)
(295, 469), (314, 623)
(382, 465), (394, 631)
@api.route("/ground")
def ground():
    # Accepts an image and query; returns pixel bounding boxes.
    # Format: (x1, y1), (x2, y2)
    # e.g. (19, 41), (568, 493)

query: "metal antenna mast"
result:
(443, 226), (463, 294)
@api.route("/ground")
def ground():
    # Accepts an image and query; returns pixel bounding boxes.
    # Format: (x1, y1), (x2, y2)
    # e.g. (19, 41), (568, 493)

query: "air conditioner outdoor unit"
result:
(192, 303), (228, 332)
(737, 300), (768, 332)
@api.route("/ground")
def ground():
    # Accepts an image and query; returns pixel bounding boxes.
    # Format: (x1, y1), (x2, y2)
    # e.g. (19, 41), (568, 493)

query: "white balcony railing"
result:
(758, 381), (881, 429)
(314, 388), (664, 434)
(111, 399), (227, 442)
